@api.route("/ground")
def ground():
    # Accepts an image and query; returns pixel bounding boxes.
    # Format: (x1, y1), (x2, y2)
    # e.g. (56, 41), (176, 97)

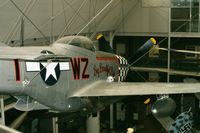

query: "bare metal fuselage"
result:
(0, 41), (127, 112)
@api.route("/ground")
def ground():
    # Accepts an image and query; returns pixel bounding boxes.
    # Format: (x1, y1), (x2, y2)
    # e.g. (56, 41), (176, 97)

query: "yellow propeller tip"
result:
(150, 38), (156, 45)
(144, 98), (151, 105)
(96, 34), (103, 40)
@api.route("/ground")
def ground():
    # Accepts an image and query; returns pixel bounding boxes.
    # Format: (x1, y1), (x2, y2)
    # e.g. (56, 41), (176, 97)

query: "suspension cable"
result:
(57, 0), (88, 39)
(4, 0), (35, 44)
(63, 0), (87, 23)
(57, 0), (114, 49)
(76, 0), (114, 36)
(24, 3), (72, 41)
(61, 0), (68, 29)
(9, 0), (50, 43)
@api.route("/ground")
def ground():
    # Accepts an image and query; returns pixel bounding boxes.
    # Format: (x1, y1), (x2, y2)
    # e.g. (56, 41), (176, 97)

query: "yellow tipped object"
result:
(144, 98), (151, 105)
(150, 38), (156, 45)
(96, 34), (103, 40)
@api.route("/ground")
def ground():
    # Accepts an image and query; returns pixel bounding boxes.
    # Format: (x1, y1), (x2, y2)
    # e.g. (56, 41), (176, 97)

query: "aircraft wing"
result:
(131, 67), (200, 77)
(154, 116), (174, 130)
(72, 81), (200, 97)
(0, 47), (38, 60)
(0, 47), (69, 61)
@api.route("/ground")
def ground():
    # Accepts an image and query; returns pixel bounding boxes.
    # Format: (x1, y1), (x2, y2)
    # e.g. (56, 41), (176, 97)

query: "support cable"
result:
(61, 0), (68, 29)
(22, 60), (53, 88)
(4, 0), (35, 44)
(58, 0), (114, 44)
(88, 0), (97, 33)
(24, 3), (73, 41)
(90, 0), (121, 39)
(9, 0), (50, 43)
(88, 0), (91, 33)
(112, 0), (139, 37)
(129, 6), (200, 83)
(63, 0), (87, 23)
(16, 0), (87, 45)
(50, 0), (54, 43)
(58, 0), (88, 39)
(92, 0), (97, 33)
(121, 0), (125, 33)
(76, 0), (114, 36)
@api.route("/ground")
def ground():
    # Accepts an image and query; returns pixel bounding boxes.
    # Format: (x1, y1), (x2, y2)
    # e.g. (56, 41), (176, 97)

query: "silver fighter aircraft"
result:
(0, 34), (200, 116)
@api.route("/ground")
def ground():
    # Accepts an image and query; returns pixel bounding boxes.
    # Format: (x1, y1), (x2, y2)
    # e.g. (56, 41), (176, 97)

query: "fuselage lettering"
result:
(81, 58), (89, 79)
(70, 58), (89, 80)
(14, 59), (20, 82)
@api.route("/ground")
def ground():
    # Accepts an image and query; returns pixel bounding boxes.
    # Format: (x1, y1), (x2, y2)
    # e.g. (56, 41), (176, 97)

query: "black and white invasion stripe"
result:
(116, 55), (129, 81)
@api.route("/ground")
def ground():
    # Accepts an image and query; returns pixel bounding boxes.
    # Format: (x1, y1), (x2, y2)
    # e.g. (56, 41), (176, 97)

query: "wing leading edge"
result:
(0, 47), (70, 61)
(72, 81), (200, 97)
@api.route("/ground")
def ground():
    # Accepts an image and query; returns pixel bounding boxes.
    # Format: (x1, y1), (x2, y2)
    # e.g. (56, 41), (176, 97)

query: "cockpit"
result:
(55, 36), (96, 52)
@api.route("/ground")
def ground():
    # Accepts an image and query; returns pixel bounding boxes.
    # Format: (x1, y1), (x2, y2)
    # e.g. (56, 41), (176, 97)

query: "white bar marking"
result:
(26, 62), (40, 71)
(59, 62), (69, 70)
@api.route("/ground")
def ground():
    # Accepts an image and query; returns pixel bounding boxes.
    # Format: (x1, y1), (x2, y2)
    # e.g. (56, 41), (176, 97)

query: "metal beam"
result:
(0, 125), (22, 133)
(9, 112), (28, 129)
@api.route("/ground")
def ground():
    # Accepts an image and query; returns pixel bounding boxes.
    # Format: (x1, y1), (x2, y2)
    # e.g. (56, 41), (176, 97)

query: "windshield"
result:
(55, 36), (95, 52)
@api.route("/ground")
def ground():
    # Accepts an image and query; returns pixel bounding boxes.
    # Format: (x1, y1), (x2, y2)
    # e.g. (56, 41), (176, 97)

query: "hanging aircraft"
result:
(155, 108), (193, 133)
(0, 34), (200, 118)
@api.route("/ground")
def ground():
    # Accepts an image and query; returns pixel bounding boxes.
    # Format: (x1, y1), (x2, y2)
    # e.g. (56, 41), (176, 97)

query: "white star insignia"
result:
(41, 62), (58, 81)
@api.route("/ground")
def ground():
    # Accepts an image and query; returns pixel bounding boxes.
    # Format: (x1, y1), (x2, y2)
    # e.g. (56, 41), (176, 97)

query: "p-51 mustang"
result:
(0, 34), (200, 116)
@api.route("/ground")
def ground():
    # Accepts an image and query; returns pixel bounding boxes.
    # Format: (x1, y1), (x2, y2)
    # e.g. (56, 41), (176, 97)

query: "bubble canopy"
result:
(55, 36), (95, 52)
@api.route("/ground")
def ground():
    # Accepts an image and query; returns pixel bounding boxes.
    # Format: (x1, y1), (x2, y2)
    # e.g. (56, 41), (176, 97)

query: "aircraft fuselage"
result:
(0, 40), (128, 112)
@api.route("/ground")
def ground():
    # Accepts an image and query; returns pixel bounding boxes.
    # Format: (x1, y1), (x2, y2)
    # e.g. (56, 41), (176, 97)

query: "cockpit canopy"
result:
(55, 36), (95, 52)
